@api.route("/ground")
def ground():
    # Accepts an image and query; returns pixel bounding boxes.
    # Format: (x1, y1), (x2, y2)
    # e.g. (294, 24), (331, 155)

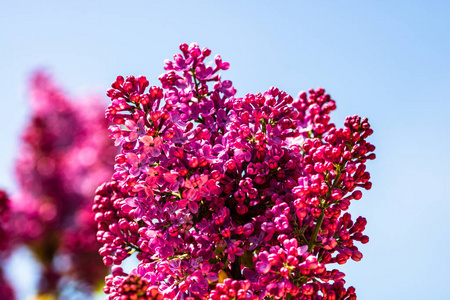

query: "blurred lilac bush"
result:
(3, 72), (116, 299)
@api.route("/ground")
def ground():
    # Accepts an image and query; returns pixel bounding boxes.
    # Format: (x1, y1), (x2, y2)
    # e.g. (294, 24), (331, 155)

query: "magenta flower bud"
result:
(364, 182), (372, 190)
(243, 223), (254, 235)
(310, 183), (320, 193)
(189, 157), (199, 168)
(234, 190), (246, 202)
(279, 267), (290, 278)
(344, 179), (355, 189)
(236, 204), (248, 215)
(223, 182), (234, 195)
(293, 199), (306, 209)
(254, 175), (265, 185)
(236, 290), (247, 299)
(336, 253), (348, 265)
(188, 43), (201, 58)
(103, 232), (114, 243)
(302, 284), (314, 296)
(211, 233), (221, 243)
(365, 153), (376, 160)
(247, 188), (258, 199)
(350, 249), (363, 261)
(202, 47), (211, 57)
(234, 226), (244, 235)
(322, 162), (332, 172)
(225, 159), (237, 170)
(331, 189), (343, 200)
(223, 278), (233, 288)
(115, 154), (126, 164)
(296, 208), (307, 220)
(327, 291), (336, 300)
(339, 199), (350, 210)
(309, 104), (321, 115)
(304, 164), (314, 174)
(261, 222), (275, 234)
(314, 162), (325, 173)
(99, 246), (110, 257)
(103, 256), (113, 266)
(277, 234), (288, 244)
(323, 238), (338, 250)
(287, 255), (299, 266)
(340, 231), (350, 241)
(256, 150), (266, 160)
(210, 170), (221, 180)
(214, 54), (222, 68)
(108, 223), (121, 235)
(222, 228), (231, 238)
(128, 221), (139, 233)
(352, 190), (362, 200)
(138, 240), (150, 253)
(360, 235), (369, 244)
(118, 218), (129, 230)
(268, 253), (280, 266)
(112, 116), (125, 125)
(179, 42), (188, 53)
(309, 197), (320, 206)
(315, 263), (326, 274)
(268, 159), (278, 170)
(168, 225), (178, 237)
(320, 183), (329, 196)
(95, 212), (104, 222)
(343, 151), (352, 160)
(311, 207), (321, 217)
(276, 169), (286, 179)
(111, 266), (126, 277)
(178, 167), (188, 177)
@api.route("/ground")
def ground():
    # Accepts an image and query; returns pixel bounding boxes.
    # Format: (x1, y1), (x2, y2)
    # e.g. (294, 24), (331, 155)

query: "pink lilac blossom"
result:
(95, 43), (376, 300)
(9, 72), (115, 298)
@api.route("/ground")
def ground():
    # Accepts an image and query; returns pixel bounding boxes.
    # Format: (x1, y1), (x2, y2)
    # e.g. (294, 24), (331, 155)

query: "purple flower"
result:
(141, 136), (162, 157)
(224, 241), (244, 263)
(255, 251), (271, 274)
(126, 152), (149, 177)
(234, 141), (252, 162)
(195, 64), (213, 80)
(125, 196), (147, 220)
(183, 174), (208, 201)
(125, 118), (145, 142)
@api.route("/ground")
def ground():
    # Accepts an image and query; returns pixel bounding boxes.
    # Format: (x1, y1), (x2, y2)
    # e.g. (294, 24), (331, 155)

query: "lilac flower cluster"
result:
(95, 43), (375, 299)
(9, 72), (115, 298)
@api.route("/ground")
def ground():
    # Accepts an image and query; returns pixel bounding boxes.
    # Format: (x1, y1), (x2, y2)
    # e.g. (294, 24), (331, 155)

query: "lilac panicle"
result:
(96, 43), (375, 300)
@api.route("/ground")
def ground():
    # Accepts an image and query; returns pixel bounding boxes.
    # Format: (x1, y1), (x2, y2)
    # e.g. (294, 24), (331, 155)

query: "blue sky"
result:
(1, 1), (449, 299)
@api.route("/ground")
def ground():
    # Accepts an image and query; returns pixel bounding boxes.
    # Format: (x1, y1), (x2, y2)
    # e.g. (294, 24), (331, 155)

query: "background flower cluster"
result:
(0, 72), (116, 299)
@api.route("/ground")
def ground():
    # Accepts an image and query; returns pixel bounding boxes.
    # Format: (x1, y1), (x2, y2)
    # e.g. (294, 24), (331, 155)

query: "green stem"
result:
(191, 69), (201, 100)
(307, 162), (346, 252)
(307, 211), (325, 252)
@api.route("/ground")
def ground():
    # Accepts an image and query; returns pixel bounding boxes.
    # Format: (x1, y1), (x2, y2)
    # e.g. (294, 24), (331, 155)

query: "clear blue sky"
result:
(1, 1), (449, 299)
